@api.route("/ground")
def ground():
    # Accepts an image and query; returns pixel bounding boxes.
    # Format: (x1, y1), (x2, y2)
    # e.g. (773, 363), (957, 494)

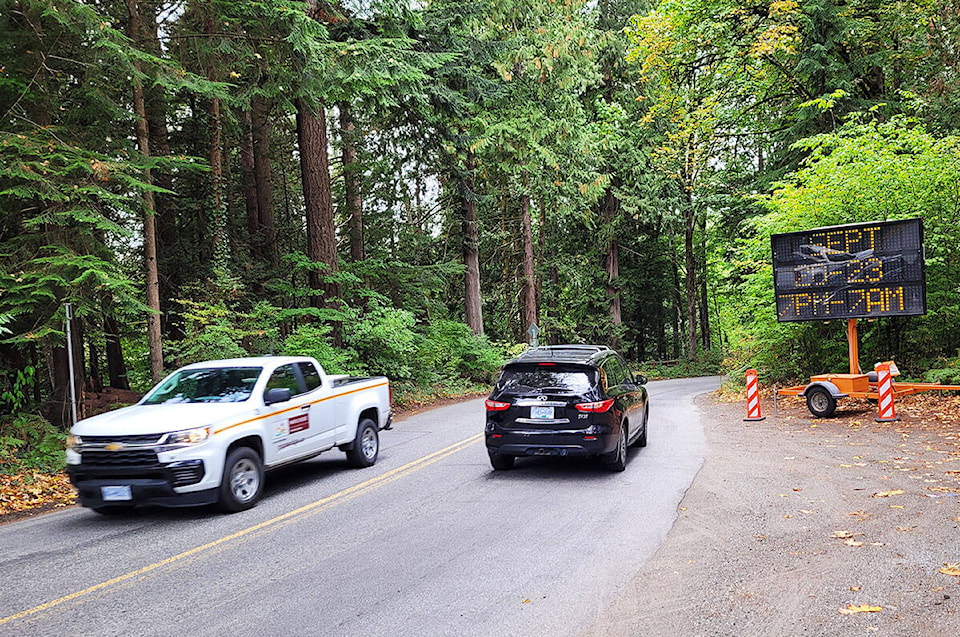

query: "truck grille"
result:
(82, 450), (160, 467)
(81, 434), (165, 445)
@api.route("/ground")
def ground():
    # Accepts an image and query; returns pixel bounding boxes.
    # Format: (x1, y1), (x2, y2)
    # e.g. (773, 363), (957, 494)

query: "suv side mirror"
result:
(633, 374), (648, 386)
(264, 387), (292, 405)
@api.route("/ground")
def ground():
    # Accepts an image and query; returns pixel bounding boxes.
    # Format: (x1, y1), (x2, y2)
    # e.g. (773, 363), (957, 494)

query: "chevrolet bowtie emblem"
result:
(105, 442), (125, 451)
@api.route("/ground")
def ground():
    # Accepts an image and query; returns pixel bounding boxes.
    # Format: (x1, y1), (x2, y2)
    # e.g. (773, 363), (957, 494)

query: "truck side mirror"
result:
(264, 387), (292, 406)
(633, 374), (647, 386)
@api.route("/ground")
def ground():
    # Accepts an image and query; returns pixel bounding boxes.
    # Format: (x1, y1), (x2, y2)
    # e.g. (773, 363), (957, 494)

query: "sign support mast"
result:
(847, 318), (860, 375)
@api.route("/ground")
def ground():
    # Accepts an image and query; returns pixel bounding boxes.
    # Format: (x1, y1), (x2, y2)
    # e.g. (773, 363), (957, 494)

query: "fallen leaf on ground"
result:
(838, 605), (882, 615)
(872, 489), (905, 498)
(845, 539), (865, 547)
(832, 530), (854, 538)
(939, 564), (960, 577)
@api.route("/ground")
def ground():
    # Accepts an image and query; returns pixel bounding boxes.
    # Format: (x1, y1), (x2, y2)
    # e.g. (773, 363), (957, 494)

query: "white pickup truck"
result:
(66, 356), (392, 514)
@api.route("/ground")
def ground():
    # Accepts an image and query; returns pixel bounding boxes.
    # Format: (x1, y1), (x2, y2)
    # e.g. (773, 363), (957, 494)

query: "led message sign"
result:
(771, 219), (925, 322)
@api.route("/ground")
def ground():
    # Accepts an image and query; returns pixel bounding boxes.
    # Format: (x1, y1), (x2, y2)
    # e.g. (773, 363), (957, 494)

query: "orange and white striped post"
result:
(875, 363), (899, 422)
(744, 369), (765, 421)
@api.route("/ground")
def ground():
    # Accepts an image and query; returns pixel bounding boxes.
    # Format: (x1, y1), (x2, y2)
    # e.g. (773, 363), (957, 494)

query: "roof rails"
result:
(516, 344), (610, 359)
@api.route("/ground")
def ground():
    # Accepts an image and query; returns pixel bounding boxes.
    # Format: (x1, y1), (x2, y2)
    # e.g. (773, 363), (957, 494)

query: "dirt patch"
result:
(586, 392), (960, 636)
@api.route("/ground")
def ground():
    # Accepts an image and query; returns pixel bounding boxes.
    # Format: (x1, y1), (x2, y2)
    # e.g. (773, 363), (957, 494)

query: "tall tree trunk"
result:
(672, 248), (681, 360)
(520, 191), (537, 340)
(238, 109), (260, 260)
(126, 0), (163, 383)
(296, 100), (342, 343)
(251, 95), (278, 268)
(47, 347), (71, 430)
(683, 196), (697, 361)
(138, 2), (181, 340)
(204, 9), (227, 269)
(462, 150), (483, 336)
(603, 187), (622, 347)
(104, 316), (130, 390)
(340, 102), (365, 263)
(698, 216), (711, 352)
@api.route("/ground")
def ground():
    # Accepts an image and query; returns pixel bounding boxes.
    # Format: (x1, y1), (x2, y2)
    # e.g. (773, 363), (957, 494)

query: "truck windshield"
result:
(496, 365), (596, 395)
(142, 367), (262, 404)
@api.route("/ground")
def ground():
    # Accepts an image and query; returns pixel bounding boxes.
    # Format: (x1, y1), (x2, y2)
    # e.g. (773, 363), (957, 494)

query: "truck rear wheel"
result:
(219, 447), (264, 512)
(346, 418), (379, 468)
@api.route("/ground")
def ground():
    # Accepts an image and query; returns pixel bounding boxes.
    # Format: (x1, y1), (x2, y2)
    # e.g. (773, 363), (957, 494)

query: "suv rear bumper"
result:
(486, 430), (616, 458)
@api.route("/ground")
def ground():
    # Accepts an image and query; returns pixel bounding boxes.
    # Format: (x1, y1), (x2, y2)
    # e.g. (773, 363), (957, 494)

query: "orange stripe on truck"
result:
(213, 381), (389, 435)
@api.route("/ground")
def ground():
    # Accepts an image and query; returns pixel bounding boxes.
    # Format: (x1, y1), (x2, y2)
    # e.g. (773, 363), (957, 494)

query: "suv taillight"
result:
(575, 398), (614, 413)
(485, 399), (511, 411)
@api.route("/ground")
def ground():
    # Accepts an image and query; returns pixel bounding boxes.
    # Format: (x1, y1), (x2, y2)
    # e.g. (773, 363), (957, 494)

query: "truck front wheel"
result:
(219, 447), (264, 512)
(346, 418), (379, 468)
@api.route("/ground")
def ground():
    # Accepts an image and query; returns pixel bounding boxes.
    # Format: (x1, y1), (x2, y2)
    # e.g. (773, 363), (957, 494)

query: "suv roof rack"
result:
(512, 344), (611, 363)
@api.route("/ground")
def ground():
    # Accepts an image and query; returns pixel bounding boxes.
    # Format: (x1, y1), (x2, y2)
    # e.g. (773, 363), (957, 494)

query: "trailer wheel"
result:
(806, 386), (837, 418)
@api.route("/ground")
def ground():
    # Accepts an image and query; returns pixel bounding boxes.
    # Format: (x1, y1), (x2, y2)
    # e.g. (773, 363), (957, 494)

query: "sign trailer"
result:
(771, 219), (960, 417)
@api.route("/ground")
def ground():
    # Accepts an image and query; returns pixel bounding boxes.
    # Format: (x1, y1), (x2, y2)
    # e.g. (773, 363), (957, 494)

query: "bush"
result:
(0, 414), (66, 475)
(418, 319), (503, 383)
(282, 324), (363, 375)
(343, 305), (420, 381)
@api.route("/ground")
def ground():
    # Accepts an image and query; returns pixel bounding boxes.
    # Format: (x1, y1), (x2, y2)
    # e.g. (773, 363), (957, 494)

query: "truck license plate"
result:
(101, 485), (132, 501)
(531, 406), (554, 420)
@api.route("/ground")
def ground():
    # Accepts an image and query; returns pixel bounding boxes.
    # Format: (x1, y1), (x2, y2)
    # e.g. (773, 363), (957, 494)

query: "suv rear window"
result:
(496, 364), (596, 395)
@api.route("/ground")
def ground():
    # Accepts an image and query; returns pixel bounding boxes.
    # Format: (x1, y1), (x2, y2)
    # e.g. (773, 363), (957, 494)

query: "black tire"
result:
(603, 425), (627, 472)
(806, 386), (837, 418)
(630, 405), (648, 448)
(488, 451), (515, 471)
(91, 505), (134, 515)
(218, 447), (264, 512)
(346, 418), (379, 468)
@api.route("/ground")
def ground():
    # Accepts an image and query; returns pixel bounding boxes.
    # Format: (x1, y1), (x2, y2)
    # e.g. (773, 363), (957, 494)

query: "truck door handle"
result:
(300, 404), (311, 411)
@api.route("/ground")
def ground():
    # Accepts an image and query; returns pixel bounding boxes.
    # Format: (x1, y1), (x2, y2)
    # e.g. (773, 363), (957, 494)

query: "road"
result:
(0, 376), (720, 636)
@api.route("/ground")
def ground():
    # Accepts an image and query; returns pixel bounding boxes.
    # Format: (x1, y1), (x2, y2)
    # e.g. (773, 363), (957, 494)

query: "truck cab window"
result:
(298, 362), (322, 391)
(265, 364), (304, 396)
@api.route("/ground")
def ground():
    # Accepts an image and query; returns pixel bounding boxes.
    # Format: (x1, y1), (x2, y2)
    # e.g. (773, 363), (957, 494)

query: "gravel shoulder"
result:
(586, 391), (960, 636)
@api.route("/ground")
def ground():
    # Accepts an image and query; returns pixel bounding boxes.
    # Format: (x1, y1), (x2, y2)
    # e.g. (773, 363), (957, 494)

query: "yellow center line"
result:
(0, 433), (483, 626)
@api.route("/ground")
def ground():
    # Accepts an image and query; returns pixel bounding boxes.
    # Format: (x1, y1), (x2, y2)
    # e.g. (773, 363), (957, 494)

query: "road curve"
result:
(0, 376), (720, 636)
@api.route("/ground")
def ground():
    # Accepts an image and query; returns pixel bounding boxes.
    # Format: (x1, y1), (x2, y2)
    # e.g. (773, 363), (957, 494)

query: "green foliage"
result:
(641, 351), (724, 380)
(343, 305), (419, 381)
(1, 366), (35, 414)
(0, 415), (66, 475)
(281, 324), (362, 375)
(727, 115), (960, 380)
(418, 319), (504, 383)
(163, 299), (253, 366)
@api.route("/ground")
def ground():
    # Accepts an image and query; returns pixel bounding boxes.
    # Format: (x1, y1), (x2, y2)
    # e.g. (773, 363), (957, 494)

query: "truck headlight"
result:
(66, 434), (82, 452)
(163, 427), (211, 447)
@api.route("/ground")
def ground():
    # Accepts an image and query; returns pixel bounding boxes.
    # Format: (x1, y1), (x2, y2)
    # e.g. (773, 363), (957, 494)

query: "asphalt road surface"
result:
(0, 376), (720, 637)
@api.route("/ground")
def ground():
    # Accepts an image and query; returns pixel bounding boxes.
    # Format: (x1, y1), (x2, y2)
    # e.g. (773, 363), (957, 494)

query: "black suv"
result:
(484, 345), (648, 472)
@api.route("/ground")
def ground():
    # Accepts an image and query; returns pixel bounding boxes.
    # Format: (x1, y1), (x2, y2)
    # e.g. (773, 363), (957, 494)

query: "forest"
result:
(2, 0), (960, 458)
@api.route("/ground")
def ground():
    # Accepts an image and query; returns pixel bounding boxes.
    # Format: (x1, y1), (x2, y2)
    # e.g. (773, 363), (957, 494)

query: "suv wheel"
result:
(488, 451), (515, 471)
(603, 425), (627, 472)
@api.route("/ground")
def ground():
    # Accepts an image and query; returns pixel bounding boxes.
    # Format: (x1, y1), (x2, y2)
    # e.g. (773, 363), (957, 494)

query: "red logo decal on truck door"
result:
(288, 413), (309, 433)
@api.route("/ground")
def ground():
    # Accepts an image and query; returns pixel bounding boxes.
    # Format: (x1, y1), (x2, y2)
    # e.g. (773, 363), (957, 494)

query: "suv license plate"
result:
(531, 406), (554, 420)
(101, 485), (132, 501)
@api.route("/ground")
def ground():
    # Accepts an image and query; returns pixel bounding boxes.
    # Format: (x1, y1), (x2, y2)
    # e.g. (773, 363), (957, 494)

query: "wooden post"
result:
(847, 318), (860, 375)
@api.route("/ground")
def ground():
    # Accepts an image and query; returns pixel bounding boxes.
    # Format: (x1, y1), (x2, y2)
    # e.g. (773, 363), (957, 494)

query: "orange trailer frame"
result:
(776, 319), (960, 417)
